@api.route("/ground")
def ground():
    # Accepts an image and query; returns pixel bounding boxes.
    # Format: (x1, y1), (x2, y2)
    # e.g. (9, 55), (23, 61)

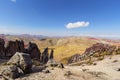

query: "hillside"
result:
(32, 37), (120, 64)
(34, 37), (96, 63)
(1, 34), (120, 64)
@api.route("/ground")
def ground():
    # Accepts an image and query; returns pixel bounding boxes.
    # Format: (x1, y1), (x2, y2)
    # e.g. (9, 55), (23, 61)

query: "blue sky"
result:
(0, 0), (120, 37)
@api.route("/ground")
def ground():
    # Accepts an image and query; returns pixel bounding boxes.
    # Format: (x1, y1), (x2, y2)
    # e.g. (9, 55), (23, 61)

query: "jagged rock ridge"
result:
(68, 43), (120, 64)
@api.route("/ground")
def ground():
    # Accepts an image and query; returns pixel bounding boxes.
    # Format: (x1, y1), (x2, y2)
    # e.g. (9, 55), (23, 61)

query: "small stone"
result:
(42, 69), (50, 73)
(58, 63), (64, 68)
(112, 60), (118, 63)
(82, 69), (89, 72)
(46, 59), (58, 67)
(93, 63), (97, 65)
(117, 68), (120, 71)
(64, 71), (72, 76)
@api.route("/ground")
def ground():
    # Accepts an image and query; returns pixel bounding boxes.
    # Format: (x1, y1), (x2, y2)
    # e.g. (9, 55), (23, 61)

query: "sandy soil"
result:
(68, 55), (120, 80)
(15, 67), (106, 80)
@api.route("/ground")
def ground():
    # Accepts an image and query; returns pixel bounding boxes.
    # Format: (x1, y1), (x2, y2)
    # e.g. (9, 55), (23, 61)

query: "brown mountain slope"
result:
(1, 34), (119, 64)
(32, 37), (120, 64)
(33, 37), (97, 63)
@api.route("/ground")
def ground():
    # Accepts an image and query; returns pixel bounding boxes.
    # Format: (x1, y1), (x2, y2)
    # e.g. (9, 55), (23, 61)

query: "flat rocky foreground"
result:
(15, 67), (107, 80)
(1, 55), (120, 80)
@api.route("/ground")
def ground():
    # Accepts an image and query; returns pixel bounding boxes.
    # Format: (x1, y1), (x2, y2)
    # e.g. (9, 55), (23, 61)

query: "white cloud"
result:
(11, 0), (16, 3)
(66, 21), (90, 29)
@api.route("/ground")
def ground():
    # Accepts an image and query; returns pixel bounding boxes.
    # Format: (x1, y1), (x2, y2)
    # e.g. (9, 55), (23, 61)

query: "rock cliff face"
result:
(5, 40), (25, 57)
(68, 43), (118, 64)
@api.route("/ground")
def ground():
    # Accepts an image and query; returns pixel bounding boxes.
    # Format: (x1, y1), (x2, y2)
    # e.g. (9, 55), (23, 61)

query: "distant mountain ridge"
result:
(0, 34), (48, 39)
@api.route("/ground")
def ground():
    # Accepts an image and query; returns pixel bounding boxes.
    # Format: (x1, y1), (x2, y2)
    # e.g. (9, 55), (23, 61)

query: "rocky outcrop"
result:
(68, 54), (81, 63)
(41, 48), (49, 64)
(0, 38), (41, 60)
(5, 40), (25, 57)
(27, 42), (41, 60)
(0, 38), (58, 65)
(0, 38), (5, 58)
(68, 43), (117, 64)
(84, 43), (116, 56)
(7, 52), (32, 74)
(49, 49), (54, 59)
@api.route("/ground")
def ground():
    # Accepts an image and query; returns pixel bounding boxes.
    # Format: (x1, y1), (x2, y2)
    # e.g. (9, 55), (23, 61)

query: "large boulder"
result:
(7, 52), (32, 74)
(1, 65), (24, 79)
